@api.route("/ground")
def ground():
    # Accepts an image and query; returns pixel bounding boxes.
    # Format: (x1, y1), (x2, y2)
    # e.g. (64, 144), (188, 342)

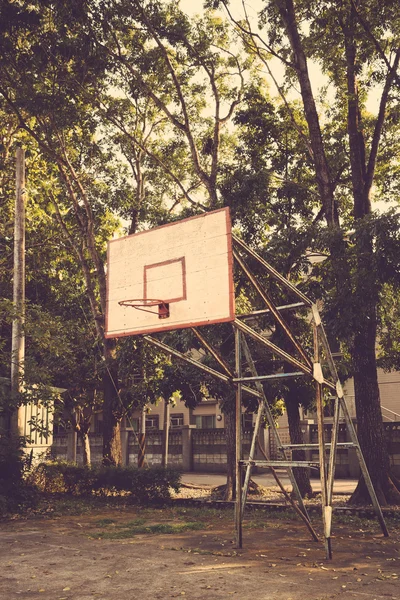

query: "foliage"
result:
(31, 461), (181, 504)
(0, 437), (39, 515)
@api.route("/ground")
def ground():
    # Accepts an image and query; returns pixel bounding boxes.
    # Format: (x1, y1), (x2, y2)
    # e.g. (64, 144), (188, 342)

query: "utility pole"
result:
(10, 147), (26, 437)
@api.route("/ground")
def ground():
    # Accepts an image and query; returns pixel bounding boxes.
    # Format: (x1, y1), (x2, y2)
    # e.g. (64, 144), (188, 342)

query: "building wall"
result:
(51, 422), (400, 477)
(342, 369), (400, 421)
(125, 397), (225, 431)
(52, 427), (253, 472)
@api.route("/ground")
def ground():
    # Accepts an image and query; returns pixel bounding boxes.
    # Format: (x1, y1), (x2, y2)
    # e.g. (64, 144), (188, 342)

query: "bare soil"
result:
(1, 502), (399, 600)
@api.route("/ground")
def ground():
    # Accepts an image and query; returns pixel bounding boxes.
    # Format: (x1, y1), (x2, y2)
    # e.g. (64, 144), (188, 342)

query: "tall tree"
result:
(217, 0), (400, 503)
(0, 0), (128, 463)
(93, 0), (249, 211)
(91, 0), (251, 485)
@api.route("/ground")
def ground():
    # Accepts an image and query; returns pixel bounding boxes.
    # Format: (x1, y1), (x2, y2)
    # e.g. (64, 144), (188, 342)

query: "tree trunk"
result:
(101, 354), (122, 465)
(79, 430), (91, 466)
(349, 308), (400, 505)
(285, 395), (312, 498)
(271, 0), (400, 506)
(224, 399), (236, 501)
(102, 406), (122, 466)
(275, 0), (338, 227)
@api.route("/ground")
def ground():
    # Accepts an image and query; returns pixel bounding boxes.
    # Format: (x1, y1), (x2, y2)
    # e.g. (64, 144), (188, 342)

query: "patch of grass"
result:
(94, 521), (205, 539)
(95, 518), (116, 526)
(118, 518), (146, 527)
(175, 506), (231, 522)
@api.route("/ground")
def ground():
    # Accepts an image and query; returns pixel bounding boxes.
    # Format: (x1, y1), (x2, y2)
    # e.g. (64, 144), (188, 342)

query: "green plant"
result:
(30, 461), (181, 504)
(0, 437), (39, 515)
(30, 461), (96, 495)
(95, 520), (204, 540)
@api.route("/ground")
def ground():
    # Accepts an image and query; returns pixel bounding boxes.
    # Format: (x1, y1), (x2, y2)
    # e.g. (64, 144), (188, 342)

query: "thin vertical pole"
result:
(338, 395), (389, 537)
(327, 396), (341, 504)
(240, 335), (310, 520)
(161, 399), (170, 468)
(138, 405), (146, 468)
(234, 328), (243, 548)
(241, 398), (263, 514)
(313, 322), (332, 559)
(312, 305), (388, 537)
(10, 147), (26, 437)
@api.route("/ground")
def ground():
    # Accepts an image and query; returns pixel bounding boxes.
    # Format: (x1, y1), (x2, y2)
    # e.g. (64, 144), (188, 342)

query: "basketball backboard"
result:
(105, 207), (235, 337)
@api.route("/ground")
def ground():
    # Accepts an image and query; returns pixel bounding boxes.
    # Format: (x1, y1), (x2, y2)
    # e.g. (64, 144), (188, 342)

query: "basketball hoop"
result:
(118, 299), (170, 319)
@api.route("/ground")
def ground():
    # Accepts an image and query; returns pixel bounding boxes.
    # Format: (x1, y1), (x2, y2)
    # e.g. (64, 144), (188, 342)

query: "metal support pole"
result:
(236, 302), (306, 320)
(241, 398), (264, 515)
(144, 334), (261, 399)
(233, 372), (305, 383)
(161, 399), (170, 468)
(232, 235), (313, 307)
(234, 319), (312, 375)
(313, 322), (332, 559)
(233, 249), (312, 369)
(327, 396), (341, 504)
(234, 328), (243, 549)
(338, 394), (389, 537)
(138, 405), (146, 468)
(312, 304), (388, 537)
(240, 335), (311, 522)
(191, 328), (233, 377)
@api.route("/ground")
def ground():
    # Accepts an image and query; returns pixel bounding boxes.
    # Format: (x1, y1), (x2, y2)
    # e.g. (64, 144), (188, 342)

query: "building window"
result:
(170, 413), (184, 428)
(242, 413), (254, 431)
(129, 418), (139, 431)
(195, 415), (216, 429)
(146, 415), (159, 430)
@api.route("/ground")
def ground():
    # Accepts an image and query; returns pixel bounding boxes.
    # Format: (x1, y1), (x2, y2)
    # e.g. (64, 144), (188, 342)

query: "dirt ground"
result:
(0, 504), (399, 600)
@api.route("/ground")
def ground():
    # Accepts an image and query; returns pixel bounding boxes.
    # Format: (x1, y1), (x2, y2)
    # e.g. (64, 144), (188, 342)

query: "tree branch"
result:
(349, 0), (400, 89)
(366, 49), (400, 196)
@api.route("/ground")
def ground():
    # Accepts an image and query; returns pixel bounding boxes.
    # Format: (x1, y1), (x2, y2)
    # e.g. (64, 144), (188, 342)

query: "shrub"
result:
(0, 437), (39, 516)
(93, 465), (181, 503)
(31, 462), (96, 495)
(31, 461), (181, 504)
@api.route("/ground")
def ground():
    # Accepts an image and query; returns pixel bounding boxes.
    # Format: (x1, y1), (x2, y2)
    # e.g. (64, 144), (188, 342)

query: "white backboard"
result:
(105, 208), (235, 337)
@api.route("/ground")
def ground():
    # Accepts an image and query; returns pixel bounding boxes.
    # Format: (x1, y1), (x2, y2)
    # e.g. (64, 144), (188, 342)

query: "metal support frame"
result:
(141, 235), (388, 560)
(234, 327), (243, 548)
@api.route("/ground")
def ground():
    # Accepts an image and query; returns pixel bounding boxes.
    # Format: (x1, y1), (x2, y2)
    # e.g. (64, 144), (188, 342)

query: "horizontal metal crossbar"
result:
(236, 302), (306, 319)
(239, 459), (321, 468)
(280, 442), (357, 450)
(233, 371), (305, 383)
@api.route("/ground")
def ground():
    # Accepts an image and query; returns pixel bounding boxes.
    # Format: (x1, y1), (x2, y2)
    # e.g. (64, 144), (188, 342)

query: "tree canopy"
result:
(1, 0), (400, 503)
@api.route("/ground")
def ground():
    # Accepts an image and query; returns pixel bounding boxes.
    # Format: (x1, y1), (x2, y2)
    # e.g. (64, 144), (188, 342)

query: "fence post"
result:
(66, 429), (77, 463)
(300, 419), (312, 463)
(181, 425), (193, 471)
(121, 428), (129, 466)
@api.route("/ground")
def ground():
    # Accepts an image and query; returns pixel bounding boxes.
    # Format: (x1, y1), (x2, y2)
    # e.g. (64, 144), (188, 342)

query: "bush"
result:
(94, 465), (181, 503)
(31, 461), (181, 504)
(0, 437), (39, 516)
(31, 461), (96, 496)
